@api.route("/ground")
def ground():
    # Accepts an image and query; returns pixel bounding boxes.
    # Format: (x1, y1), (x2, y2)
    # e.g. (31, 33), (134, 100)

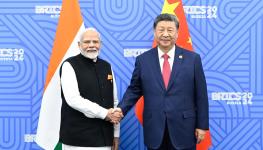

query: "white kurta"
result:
(62, 144), (111, 150)
(60, 60), (120, 150)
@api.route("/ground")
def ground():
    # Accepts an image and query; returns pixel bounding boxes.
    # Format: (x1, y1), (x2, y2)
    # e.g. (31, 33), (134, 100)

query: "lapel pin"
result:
(179, 55), (183, 59)
(107, 74), (113, 83)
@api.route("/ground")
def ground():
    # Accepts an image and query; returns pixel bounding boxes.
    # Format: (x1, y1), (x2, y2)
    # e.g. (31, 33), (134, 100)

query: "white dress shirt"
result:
(157, 45), (175, 72)
(60, 59), (120, 150)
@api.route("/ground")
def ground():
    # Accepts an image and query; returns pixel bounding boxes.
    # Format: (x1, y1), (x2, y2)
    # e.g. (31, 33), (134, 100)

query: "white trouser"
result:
(62, 144), (111, 150)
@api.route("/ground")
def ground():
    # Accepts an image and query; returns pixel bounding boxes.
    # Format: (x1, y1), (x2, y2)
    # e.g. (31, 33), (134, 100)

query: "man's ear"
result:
(175, 31), (179, 39)
(153, 31), (156, 39)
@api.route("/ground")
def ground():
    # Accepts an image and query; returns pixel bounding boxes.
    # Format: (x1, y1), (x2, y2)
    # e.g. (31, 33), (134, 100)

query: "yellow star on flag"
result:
(187, 37), (192, 45)
(161, 0), (180, 14)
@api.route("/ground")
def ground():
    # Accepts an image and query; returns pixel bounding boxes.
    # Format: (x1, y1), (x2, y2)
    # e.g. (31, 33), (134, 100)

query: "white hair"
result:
(79, 27), (101, 42)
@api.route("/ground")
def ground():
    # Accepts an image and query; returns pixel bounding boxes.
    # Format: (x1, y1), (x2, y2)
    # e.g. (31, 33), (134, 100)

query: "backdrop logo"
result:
(35, 5), (61, 18)
(0, 48), (24, 61)
(211, 92), (253, 105)
(24, 134), (36, 143)
(183, 6), (217, 19)
(124, 49), (149, 57)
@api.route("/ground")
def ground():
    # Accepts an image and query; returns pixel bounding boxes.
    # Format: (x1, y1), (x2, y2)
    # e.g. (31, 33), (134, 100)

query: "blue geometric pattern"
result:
(184, 0), (263, 149)
(0, 0), (262, 149)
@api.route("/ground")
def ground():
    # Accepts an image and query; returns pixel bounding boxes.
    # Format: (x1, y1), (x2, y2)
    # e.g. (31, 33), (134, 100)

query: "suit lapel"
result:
(167, 46), (183, 90)
(151, 48), (166, 91)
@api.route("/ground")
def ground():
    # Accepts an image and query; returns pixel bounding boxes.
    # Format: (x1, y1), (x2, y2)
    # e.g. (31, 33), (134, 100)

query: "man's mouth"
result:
(160, 38), (171, 41)
(86, 49), (97, 52)
(161, 39), (170, 42)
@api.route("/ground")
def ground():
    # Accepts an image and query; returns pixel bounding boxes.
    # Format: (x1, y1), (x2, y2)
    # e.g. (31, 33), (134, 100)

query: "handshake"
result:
(105, 108), (123, 124)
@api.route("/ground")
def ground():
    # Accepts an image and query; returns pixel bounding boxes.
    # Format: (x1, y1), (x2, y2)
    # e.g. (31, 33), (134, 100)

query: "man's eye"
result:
(82, 40), (99, 44)
(83, 41), (90, 44)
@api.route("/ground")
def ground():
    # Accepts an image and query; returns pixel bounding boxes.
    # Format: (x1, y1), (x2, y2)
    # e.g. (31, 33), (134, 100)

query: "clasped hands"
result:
(105, 108), (123, 124)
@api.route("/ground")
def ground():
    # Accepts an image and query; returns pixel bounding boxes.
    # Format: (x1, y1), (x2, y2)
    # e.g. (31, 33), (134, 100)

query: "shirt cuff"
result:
(97, 107), (108, 119)
(114, 123), (120, 137)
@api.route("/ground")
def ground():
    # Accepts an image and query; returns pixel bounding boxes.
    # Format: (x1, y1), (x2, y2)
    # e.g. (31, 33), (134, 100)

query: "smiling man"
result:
(117, 13), (209, 150)
(59, 28), (122, 150)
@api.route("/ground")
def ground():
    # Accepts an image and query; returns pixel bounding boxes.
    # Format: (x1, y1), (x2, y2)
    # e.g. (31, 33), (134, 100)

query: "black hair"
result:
(153, 13), (179, 30)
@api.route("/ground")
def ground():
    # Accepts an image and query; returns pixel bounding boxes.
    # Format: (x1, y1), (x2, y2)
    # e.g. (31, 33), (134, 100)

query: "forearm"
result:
(61, 62), (108, 119)
(194, 54), (209, 129)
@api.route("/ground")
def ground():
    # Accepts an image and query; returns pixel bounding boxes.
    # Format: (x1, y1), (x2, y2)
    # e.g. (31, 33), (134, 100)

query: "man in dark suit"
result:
(117, 13), (209, 150)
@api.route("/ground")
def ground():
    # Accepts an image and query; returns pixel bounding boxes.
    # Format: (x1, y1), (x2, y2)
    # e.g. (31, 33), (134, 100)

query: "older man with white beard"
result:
(59, 28), (123, 150)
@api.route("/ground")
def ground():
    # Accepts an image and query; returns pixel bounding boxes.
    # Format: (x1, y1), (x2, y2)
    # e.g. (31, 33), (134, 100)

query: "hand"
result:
(105, 108), (115, 123)
(111, 108), (123, 124)
(112, 108), (123, 118)
(105, 108), (123, 124)
(195, 128), (206, 144)
(112, 137), (119, 150)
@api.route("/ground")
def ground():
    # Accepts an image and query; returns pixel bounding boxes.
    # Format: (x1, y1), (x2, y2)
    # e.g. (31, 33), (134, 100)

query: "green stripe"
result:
(54, 142), (62, 150)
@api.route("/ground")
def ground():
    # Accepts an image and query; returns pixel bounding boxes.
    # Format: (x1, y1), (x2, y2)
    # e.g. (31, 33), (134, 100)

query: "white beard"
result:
(80, 49), (99, 60)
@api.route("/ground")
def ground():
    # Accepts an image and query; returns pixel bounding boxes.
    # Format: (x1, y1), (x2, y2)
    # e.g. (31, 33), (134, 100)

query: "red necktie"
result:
(162, 54), (171, 89)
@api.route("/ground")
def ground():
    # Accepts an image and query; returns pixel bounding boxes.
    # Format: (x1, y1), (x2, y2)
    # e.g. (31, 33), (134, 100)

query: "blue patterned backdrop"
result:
(0, 0), (262, 149)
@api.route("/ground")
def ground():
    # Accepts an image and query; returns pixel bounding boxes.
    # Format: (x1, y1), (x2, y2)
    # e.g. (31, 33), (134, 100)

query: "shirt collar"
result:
(158, 45), (175, 59)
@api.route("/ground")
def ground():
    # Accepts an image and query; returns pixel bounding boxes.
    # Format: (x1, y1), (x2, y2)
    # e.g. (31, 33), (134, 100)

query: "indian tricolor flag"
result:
(35, 0), (85, 149)
(135, 0), (212, 149)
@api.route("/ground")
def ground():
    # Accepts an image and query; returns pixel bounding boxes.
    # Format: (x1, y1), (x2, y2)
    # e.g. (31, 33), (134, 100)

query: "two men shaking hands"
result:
(105, 108), (123, 124)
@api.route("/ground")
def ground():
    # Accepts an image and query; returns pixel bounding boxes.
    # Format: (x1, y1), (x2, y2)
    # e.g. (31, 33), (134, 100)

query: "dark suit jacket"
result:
(118, 46), (209, 149)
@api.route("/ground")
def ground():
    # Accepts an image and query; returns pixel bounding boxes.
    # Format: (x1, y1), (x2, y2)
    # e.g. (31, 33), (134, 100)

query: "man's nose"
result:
(89, 41), (95, 47)
(163, 30), (169, 37)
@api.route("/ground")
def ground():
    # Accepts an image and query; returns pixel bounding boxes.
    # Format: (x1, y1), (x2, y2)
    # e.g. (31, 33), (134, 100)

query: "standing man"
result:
(117, 13), (209, 150)
(59, 28), (122, 150)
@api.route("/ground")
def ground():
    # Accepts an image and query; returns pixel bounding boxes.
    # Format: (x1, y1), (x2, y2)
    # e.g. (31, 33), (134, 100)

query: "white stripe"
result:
(36, 23), (85, 150)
